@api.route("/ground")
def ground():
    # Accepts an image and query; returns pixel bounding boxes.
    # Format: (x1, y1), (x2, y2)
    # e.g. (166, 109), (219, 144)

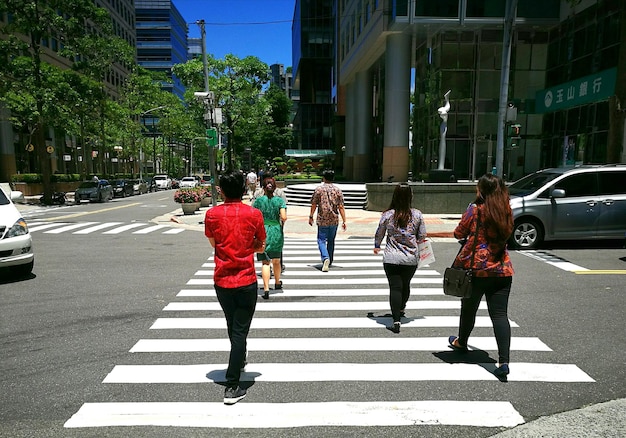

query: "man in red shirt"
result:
(205, 170), (266, 405)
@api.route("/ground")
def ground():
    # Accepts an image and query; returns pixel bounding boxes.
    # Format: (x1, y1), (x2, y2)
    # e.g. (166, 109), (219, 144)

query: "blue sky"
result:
(174, 0), (295, 68)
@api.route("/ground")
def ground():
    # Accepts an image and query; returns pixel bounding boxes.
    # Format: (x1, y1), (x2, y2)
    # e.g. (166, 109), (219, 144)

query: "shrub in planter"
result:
(173, 188), (201, 203)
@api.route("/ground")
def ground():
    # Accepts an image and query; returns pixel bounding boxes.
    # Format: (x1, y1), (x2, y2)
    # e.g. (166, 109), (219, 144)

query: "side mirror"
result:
(551, 188), (566, 198)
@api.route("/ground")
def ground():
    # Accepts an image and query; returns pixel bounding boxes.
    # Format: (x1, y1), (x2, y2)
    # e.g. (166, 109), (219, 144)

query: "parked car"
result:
(130, 179), (148, 195)
(153, 175), (172, 190)
(112, 179), (134, 198)
(74, 179), (113, 203)
(179, 176), (198, 188)
(508, 165), (626, 249)
(146, 178), (157, 192)
(0, 187), (34, 277)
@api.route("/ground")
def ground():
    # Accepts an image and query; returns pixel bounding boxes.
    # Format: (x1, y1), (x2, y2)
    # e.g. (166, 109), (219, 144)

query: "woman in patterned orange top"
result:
(448, 173), (514, 381)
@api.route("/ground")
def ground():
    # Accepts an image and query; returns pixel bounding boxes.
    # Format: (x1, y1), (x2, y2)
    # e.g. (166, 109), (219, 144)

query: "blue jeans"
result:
(317, 225), (338, 264)
(215, 281), (258, 387)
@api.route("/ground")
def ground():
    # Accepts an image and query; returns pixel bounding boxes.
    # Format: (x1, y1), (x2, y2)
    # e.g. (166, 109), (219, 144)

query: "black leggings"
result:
(458, 276), (512, 364)
(383, 263), (417, 323)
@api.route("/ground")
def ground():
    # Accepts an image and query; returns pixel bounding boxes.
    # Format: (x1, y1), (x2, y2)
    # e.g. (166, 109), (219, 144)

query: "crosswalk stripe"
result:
(42, 222), (98, 233)
(28, 222), (70, 232)
(129, 337), (551, 353)
(194, 269), (440, 276)
(203, 261), (385, 268)
(163, 228), (185, 234)
(103, 362), (593, 383)
(64, 400), (525, 428)
(102, 223), (148, 234)
(132, 224), (170, 234)
(163, 300), (482, 311)
(150, 316), (519, 329)
(177, 287), (445, 297)
(187, 277), (443, 285)
(73, 222), (123, 234)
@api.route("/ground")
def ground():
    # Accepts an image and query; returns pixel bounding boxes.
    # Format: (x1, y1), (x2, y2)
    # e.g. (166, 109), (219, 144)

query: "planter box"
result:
(12, 181), (81, 196)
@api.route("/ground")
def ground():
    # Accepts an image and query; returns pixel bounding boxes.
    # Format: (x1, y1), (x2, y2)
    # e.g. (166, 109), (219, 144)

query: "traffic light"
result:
(508, 124), (521, 138)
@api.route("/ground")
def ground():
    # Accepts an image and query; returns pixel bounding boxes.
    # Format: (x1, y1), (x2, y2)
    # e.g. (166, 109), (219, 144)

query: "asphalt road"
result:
(1, 192), (624, 437)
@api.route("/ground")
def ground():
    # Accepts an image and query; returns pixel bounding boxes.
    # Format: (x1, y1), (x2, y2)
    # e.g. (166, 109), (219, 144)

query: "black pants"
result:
(383, 263), (417, 323)
(215, 281), (258, 387)
(458, 276), (512, 364)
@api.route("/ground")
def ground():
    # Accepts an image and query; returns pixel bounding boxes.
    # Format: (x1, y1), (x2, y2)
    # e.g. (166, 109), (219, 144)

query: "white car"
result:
(179, 176), (198, 188)
(153, 175), (172, 190)
(0, 187), (34, 277)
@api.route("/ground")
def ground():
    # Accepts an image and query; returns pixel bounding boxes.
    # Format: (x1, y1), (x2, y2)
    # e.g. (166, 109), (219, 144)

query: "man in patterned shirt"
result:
(308, 170), (347, 271)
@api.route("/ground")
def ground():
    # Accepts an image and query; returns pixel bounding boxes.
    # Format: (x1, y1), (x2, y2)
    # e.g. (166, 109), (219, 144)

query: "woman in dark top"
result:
(448, 173), (515, 381)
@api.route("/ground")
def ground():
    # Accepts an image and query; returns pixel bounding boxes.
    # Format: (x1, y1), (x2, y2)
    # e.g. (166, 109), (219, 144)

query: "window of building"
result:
(415, 0), (458, 17)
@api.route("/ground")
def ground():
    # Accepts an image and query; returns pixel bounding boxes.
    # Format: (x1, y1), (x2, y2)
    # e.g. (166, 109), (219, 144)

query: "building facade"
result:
(334, 0), (624, 183)
(135, 0), (188, 99)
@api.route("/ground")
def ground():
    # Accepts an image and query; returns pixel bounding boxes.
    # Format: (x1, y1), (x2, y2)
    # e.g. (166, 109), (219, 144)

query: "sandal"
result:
(262, 290), (269, 300)
(448, 336), (468, 353)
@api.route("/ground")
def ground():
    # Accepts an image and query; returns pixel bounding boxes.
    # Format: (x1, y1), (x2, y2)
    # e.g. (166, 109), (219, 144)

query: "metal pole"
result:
(495, 0), (517, 178)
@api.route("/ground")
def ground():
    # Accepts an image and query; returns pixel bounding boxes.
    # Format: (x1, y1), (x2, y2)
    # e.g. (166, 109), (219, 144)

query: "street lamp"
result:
(140, 106), (166, 178)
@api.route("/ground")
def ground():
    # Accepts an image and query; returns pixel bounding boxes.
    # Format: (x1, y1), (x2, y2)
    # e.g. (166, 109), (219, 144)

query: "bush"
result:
(173, 188), (201, 203)
(11, 173), (41, 183)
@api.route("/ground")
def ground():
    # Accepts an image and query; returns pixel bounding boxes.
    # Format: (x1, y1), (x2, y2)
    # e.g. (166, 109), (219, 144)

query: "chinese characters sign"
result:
(535, 68), (616, 114)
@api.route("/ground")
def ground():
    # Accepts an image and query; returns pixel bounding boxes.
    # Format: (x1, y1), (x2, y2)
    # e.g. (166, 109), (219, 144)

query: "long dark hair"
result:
(475, 173), (513, 243)
(263, 177), (276, 198)
(386, 183), (412, 228)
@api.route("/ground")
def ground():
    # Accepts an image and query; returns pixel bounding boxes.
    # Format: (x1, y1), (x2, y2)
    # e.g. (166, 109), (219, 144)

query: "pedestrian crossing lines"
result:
(26, 220), (185, 235)
(65, 237), (595, 431)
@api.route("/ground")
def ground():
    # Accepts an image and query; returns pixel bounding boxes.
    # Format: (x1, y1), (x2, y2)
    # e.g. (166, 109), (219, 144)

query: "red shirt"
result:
(204, 200), (266, 288)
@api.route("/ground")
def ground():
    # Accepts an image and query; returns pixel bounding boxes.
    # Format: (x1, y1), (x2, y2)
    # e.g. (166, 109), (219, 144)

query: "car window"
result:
(554, 173), (597, 197)
(79, 182), (98, 188)
(0, 189), (9, 205)
(598, 171), (626, 195)
(508, 172), (561, 197)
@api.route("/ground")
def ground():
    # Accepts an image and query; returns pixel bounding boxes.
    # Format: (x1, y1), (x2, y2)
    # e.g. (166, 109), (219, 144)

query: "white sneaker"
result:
(224, 386), (247, 405)
(322, 259), (330, 272)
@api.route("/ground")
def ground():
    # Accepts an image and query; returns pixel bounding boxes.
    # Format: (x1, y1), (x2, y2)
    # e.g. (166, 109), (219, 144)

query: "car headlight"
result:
(6, 218), (29, 238)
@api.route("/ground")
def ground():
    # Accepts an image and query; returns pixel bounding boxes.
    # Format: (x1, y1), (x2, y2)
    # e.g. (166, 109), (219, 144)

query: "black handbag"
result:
(443, 210), (480, 298)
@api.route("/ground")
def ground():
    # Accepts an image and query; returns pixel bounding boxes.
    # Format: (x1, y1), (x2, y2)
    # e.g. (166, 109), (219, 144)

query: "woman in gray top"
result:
(374, 183), (427, 333)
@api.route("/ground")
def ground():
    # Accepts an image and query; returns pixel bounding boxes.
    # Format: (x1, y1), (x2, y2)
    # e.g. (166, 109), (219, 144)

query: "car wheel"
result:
(510, 218), (544, 250)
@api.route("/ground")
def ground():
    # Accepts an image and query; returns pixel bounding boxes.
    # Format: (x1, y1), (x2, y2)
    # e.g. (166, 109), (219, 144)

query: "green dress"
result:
(253, 195), (286, 258)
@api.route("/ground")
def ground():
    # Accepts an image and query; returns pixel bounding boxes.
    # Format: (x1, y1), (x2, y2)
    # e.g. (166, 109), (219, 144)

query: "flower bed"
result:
(173, 188), (201, 203)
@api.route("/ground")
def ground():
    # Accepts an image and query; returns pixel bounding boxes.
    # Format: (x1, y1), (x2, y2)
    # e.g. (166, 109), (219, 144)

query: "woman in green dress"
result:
(253, 177), (287, 299)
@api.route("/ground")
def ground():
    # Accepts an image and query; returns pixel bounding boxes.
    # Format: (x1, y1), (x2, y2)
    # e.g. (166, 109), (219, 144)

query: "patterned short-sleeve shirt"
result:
(311, 183), (344, 226)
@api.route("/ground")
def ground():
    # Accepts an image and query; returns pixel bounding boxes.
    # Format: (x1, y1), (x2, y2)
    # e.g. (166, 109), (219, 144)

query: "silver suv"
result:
(508, 165), (626, 249)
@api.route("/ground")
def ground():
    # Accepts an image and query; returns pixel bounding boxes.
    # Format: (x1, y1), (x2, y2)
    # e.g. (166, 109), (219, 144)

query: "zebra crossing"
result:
(26, 220), (185, 235)
(64, 238), (595, 431)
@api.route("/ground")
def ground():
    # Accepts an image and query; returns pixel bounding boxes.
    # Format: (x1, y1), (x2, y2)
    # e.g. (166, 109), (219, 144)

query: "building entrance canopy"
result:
(285, 149), (335, 158)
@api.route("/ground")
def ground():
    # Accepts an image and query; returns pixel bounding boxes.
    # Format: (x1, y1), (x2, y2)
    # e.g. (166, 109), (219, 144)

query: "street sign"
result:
(206, 128), (217, 147)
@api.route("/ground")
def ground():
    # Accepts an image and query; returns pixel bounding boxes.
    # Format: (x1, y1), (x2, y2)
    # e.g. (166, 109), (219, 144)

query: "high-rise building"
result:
(333, 0), (624, 183)
(270, 63), (294, 99)
(135, 0), (188, 99)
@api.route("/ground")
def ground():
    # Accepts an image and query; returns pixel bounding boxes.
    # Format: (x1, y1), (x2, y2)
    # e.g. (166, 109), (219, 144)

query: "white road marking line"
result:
(132, 224), (170, 234)
(102, 223), (148, 234)
(73, 222), (123, 234)
(149, 316), (518, 329)
(187, 277), (443, 285)
(177, 287), (445, 297)
(64, 400), (525, 428)
(193, 269), (440, 276)
(28, 223), (70, 232)
(103, 362), (593, 384)
(518, 250), (588, 272)
(163, 300), (481, 312)
(43, 222), (98, 234)
(129, 337), (551, 353)
(163, 228), (185, 234)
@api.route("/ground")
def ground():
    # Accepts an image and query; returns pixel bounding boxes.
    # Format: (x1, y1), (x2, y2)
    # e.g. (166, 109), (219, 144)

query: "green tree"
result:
(0, 0), (131, 202)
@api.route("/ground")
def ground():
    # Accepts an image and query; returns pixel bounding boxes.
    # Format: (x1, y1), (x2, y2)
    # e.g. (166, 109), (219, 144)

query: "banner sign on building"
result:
(535, 68), (617, 114)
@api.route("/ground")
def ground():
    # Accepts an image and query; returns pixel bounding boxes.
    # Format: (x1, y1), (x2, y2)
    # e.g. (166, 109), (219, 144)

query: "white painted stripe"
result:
(281, 249), (382, 255)
(43, 222), (98, 234)
(177, 287), (445, 297)
(203, 261), (386, 268)
(103, 362), (593, 384)
(102, 223), (148, 234)
(276, 255), (387, 261)
(193, 269), (440, 277)
(132, 224), (170, 234)
(547, 261), (588, 272)
(64, 400), (525, 428)
(162, 228), (185, 234)
(28, 223), (70, 232)
(129, 337), (551, 353)
(186, 277), (443, 286)
(163, 300), (478, 312)
(518, 251), (588, 272)
(150, 316), (518, 329)
(73, 222), (123, 234)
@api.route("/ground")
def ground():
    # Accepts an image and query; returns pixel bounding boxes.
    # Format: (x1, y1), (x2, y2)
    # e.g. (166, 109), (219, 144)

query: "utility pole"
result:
(495, 0), (518, 178)
(197, 19), (218, 206)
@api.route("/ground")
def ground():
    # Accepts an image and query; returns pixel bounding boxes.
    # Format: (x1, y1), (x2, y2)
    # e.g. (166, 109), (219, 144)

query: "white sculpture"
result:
(437, 90), (451, 170)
